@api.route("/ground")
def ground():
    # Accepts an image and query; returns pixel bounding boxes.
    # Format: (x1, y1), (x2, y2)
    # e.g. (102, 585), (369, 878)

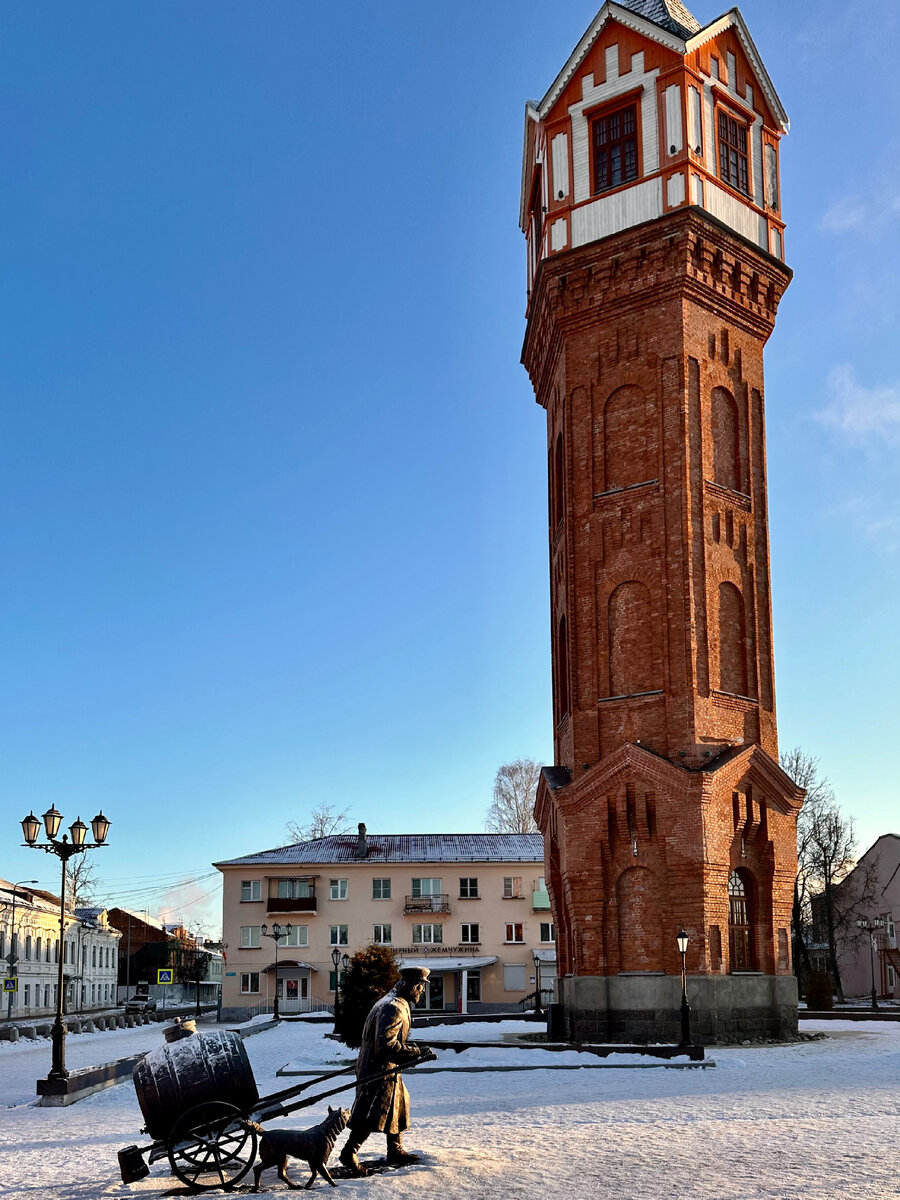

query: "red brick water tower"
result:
(521, 1), (804, 1041)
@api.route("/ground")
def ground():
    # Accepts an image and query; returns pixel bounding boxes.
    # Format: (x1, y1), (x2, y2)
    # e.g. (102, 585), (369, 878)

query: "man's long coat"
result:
(348, 988), (419, 1134)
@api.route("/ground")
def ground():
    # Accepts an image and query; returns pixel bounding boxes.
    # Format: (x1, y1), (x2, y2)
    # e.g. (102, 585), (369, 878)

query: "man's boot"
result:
(339, 1130), (369, 1175)
(386, 1133), (420, 1167)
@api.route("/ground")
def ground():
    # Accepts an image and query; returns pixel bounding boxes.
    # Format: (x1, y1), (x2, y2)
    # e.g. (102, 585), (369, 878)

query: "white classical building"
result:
(0, 879), (121, 1019)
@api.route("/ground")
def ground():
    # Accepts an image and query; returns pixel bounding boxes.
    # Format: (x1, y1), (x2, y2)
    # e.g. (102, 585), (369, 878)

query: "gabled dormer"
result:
(520, 2), (788, 304)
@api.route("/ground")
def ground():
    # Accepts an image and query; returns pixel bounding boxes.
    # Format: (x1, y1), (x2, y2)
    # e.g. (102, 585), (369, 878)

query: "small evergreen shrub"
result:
(805, 970), (834, 1011)
(338, 943), (401, 1048)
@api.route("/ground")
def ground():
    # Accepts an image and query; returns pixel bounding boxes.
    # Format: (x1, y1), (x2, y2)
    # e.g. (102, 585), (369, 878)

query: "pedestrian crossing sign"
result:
(3, 978), (17, 992)
(157, 969), (173, 985)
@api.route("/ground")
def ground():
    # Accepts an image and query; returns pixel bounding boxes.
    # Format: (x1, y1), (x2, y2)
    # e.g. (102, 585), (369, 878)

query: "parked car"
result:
(124, 995), (158, 1014)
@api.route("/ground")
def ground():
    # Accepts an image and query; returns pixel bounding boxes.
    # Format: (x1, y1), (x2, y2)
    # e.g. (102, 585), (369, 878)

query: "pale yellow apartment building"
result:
(214, 826), (555, 1020)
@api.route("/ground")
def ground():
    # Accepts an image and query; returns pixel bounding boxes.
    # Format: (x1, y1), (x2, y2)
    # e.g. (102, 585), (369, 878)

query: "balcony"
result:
(266, 896), (317, 914)
(532, 891), (551, 911)
(404, 894), (450, 915)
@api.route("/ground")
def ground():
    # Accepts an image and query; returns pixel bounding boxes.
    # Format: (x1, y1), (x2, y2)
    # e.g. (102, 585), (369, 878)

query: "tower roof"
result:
(615, 0), (701, 38)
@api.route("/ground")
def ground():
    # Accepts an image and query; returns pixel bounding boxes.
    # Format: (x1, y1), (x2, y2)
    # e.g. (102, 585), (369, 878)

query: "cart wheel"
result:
(166, 1100), (258, 1192)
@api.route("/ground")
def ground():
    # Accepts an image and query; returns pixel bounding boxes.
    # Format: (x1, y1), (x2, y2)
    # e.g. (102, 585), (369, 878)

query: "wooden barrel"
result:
(132, 1029), (260, 1140)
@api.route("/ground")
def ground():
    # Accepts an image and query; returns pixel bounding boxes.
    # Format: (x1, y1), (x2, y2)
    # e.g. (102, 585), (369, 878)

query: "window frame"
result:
(283, 925), (309, 948)
(240, 972), (260, 994)
(329, 924), (349, 946)
(505, 922), (525, 944)
(240, 880), (262, 903)
(587, 90), (643, 198)
(459, 877), (479, 899)
(460, 923), (481, 944)
(411, 877), (442, 898)
(411, 923), (443, 945)
(329, 878), (349, 901)
(239, 926), (261, 949)
(503, 876), (523, 899)
(372, 923), (393, 945)
(372, 878), (392, 900)
(715, 100), (752, 198)
(540, 922), (555, 943)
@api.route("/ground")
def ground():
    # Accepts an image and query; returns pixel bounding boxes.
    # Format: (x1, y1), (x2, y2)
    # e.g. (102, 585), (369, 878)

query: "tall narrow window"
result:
(557, 615), (570, 720)
(592, 104), (638, 194)
(718, 582), (749, 696)
(711, 387), (741, 491)
(554, 432), (564, 530)
(718, 110), (749, 195)
(728, 870), (754, 970)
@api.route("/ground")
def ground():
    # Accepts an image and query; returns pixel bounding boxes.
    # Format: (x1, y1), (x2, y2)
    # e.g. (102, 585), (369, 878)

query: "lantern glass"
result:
(261, 924), (269, 937)
(21, 812), (41, 845)
(70, 818), (88, 847)
(331, 946), (341, 968)
(91, 811), (110, 844)
(341, 953), (350, 972)
(42, 805), (63, 839)
(285, 923), (293, 936)
(676, 929), (689, 956)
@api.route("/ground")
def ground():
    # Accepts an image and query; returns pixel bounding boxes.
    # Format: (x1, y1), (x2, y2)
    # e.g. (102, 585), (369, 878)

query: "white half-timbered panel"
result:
(688, 86), (703, 157)
(551, 218), (568, 252)
(764, 144), (778, 211)
(571, 177), (662, 247)
(664, 85), (683, 156)
(667, 172), (686, 208)
(704, 179), (766, 249)
(702, 83), (715, 173)
(551, 133), (570, 201)
(692, 173), (704, 206)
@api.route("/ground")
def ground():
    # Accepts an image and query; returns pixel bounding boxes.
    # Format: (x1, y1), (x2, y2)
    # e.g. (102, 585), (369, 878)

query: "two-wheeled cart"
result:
(117, 1028), (430, 1191)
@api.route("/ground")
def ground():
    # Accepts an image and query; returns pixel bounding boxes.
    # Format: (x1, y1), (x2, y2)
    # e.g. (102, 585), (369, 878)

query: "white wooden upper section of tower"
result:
(521, 3), (788, 301)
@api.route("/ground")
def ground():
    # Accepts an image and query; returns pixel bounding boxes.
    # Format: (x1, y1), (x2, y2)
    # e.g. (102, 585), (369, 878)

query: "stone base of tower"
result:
(557, 972), (798, 1044)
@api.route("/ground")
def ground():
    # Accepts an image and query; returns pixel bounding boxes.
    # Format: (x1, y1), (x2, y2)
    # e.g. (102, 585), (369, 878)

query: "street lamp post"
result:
(20, 807), (110, 1080)
(676, 928), (692, 1047)
(260, 923), (292, 1020)
(856, 916), (886, 1011)
(4, 880), (39, 1022)
(331, 947), (350, 1037)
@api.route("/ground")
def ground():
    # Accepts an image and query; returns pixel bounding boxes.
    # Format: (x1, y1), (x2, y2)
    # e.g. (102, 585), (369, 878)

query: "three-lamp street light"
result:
(676, 927), (692, 1047)
(4, 880), (39, 1022)
(331, 946), (350, 1036)
(856, 915), (886, 1011)
(20, 806), (111, 1080)
(260, 922), (292, 1020)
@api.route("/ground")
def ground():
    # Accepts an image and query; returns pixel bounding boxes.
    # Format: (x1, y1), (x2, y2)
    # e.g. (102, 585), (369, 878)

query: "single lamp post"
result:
(856, 916), (885, 1010)
(20, 807), (110, 1080)
(676, 927), (692, 1047)
(331, 946), (350, 1036)
(4, 879), (39, 1022)
(260, 922), (292, 1020)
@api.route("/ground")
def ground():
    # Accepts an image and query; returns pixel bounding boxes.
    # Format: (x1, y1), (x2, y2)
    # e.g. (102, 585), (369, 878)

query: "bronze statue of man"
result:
(339, 966), (431, 1173)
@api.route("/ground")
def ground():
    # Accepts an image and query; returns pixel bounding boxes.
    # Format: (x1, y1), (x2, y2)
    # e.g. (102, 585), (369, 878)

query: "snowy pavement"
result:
(1, 1018), (898, 1199)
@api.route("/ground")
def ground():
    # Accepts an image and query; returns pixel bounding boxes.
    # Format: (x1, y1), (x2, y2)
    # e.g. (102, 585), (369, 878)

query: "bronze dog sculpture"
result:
(249, 1106), (350, 1190)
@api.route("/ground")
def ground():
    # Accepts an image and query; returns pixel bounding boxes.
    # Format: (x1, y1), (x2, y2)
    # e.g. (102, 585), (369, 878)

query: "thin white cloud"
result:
(820, 188), (900, 235)
(818, 365), (900, 444)
(835, 493), (900, 554)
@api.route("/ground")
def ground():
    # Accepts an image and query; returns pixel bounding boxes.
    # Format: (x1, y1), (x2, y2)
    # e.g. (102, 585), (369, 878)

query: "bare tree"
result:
(67, 855), (98, 911)
(285, 803), (352, 845)
(806, 803), (862, 1002)
(485, 758), (542, 834)
(780, 747), (834, 982)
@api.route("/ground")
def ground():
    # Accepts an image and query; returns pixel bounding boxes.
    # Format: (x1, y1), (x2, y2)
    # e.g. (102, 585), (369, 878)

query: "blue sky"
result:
(1, 1), (897, 932)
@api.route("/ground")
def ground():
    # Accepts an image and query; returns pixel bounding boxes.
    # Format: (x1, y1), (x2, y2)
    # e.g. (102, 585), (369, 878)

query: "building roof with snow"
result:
(215, 832), (545, 868)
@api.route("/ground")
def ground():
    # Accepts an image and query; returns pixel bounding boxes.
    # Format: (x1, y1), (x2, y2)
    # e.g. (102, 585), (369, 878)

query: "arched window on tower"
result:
(718, 581), (749, 696)
(608, 581), (657, 696)
(554, 432), (564, 531)
(711, 386), (741, 492)
(604, 386), (651, 490)
(557, 614), (570, 722)
(728, 869), (755, 970)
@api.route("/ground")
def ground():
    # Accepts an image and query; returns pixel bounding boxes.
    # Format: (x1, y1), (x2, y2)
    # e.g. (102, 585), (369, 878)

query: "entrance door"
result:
(414, 974), (445, 1011)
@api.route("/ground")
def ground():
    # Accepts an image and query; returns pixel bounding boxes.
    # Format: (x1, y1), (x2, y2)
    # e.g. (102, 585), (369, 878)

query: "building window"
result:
(240, 972), (260, 994)
(241, 880), (262, 902)
(505, 923), (524, 943)
(283, 926), (309, 947)
(459, 878), (479, 899)
(888, 965), (896, 990)
(591, 103), (639, 195)
(372, 878), (391, 900)
(277, 878), (312, 899)
(728, 870), (754, 970)
(718, 109), (749, 195)
(25, 935), (32, 961)
(45, 985), (51, 1007)
(92, 946), (97, 967)
(36, 937), (42, 960)
(329, 879), (349, 901)
(412, 924), (443, 945)
(329, 925), (349, 946)
(411, 878), (442, 898)
(240, 926), (261, 949)
(24, 984), (30, 1007)
(540, 922), (555, 942)
(504, 964), (526, 991)
(466, 971), (481, 1003)
(461, 923), (480, 944)
(328, 971), (338, 992)
(503, 877), (523, 899)
(373, 924), (392, 945)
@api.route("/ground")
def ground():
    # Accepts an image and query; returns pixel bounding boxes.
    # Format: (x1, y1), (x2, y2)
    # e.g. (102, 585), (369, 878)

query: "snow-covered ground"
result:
(1, 1017), (898, 1199)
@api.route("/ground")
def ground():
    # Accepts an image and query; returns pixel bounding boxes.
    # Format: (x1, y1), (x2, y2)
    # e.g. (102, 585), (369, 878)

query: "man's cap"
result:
(399, 966), (430, 984)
